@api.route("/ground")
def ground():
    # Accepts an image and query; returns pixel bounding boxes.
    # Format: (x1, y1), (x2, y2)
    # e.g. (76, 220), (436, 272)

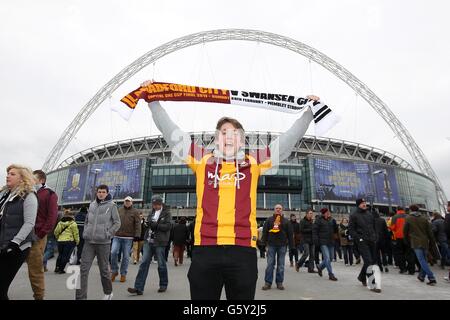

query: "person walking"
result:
(26, 169), (58, 300)
(404, 204), (437, 286)
(313, 208), (338, 281)
(172, 216), (189, 266)
(431, 211), (448, 270)
(373, 210), (390, 273)
(132, 212), (147, 264)
(111, 196), (141, 283)
(339, 218), (354, 266)
(289, 213), (301, 267)
(75, 184), (121, 300)
(0, 164), (38, 300)
(74, 207), (87, 265)
(296, 209), (316, 273)
(128, 195), (171, 295)
(390, 207), (416, 274)
(54, 210), (79, 273)
(349, 198), (381, 293)
(261, 204), (293, 290)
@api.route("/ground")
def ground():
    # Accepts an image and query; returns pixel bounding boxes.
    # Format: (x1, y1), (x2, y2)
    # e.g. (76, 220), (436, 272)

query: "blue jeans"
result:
(264, 245), (287, 285)
(111, 237), (133, 276)
(414, 248), (435, 280)
(134, 241), (168, 292)
(439, 242), (448, 267)
(319, 245), (335, 276)
(43, 236), (57, 267)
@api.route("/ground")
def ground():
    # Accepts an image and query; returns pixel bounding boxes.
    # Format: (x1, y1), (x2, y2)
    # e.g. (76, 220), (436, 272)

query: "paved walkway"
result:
(9, 254), (450, 300)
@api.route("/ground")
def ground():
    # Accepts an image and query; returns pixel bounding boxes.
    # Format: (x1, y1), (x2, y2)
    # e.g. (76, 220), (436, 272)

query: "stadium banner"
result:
(63, 165), (88, 203)
(313, 158), (400, 204)
(120, 81), (312, 114)
(84, 159), (143, 201)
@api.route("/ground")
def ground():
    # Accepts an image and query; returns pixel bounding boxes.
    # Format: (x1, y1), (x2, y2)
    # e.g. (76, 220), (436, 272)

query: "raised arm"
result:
(269, 96), (319, 163)
(142, 79), (191, 163)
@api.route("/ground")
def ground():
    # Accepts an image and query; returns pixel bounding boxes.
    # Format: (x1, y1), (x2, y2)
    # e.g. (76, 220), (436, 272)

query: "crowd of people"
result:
(257, 200), (450, 293)
(0, 163), (449, 300)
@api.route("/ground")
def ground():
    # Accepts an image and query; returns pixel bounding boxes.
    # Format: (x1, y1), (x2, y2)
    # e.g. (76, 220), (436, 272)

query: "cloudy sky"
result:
(1, 0), (449, 203)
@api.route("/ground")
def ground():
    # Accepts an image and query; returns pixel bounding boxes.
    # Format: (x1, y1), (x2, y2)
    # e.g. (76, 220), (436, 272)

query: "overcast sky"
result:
(1, 0), (449, 204)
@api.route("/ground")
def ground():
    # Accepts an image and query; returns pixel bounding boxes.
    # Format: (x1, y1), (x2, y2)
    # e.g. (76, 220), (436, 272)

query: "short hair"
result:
(96, 184), (109, 192)
(306, 208), (314, 214)
(409, 204), (419, 212)
(215, 117), (244, 131)
(290, 213), (296, 218)
(33, 169), (47, 182)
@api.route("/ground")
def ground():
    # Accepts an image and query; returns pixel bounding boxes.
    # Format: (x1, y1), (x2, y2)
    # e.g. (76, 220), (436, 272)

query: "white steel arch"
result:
(42, 28), (447, 210)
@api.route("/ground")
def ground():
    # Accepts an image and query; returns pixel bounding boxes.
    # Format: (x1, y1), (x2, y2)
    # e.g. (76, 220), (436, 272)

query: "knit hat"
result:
(320, 208), (329, 215)
(355, 198), (366, 207)
(151, 194), (163, 204)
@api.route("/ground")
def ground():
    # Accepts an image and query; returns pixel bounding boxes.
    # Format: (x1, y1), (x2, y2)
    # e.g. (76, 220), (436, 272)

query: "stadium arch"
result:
(42, 29), (447, 210)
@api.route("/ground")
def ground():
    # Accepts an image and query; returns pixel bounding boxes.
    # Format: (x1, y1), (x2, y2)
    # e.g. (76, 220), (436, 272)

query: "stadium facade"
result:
(46, 132), (440, 217)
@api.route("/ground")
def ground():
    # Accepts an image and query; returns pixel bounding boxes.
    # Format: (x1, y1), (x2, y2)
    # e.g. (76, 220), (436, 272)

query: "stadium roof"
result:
(57, 132), (414, 170)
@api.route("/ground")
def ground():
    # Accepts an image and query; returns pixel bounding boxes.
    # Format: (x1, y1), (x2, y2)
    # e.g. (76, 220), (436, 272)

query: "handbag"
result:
(69, 246), (78, 265)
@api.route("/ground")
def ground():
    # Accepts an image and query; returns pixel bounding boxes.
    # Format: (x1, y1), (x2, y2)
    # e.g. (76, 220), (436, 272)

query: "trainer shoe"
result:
(158, 287), (167, 293)
(102, 293), (113, 300)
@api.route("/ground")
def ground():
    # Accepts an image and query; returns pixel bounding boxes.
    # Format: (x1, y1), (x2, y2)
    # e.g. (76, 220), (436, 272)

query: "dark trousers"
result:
(334, 239), (342, 260)
(188, 246), (257, 300)
(357, 240), (377, 281)
(0, 248), (30, 300)
(56, 241), (76, 271)
(376, 242), (388, 270)
(393, 240), (416, 273)
(297, 243), (315, 271)
(289, 247), (299, 263)
(257, 243), (266, 258)
(342, 245), (354, 265)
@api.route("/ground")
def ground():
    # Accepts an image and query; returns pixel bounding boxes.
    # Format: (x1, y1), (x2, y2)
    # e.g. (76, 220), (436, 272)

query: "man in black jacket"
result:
(313, 208), (338, 281)
(261, 204), (293, 290)
(128, 195), (172, 295)
(349, 198), (381, 293)
(296, 209), (316, 273)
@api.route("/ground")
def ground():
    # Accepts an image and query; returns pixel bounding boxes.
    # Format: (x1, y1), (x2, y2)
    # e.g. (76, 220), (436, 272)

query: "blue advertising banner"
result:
(63, 166), (88, 202)
(313, 158), (399, 204)
(85, 159), (143, 201)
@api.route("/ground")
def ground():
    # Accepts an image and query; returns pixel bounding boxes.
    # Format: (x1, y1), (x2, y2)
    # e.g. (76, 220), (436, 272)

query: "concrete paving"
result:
(8, 253), (450, 300)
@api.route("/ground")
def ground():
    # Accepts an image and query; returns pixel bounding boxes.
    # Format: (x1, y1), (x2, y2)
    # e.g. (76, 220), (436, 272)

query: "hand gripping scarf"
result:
(120, 81), (339, 136)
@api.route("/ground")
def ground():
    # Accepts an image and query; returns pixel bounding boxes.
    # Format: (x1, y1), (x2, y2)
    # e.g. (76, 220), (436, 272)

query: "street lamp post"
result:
(373, 169), (392, 216)
(91, 168), (102, 200)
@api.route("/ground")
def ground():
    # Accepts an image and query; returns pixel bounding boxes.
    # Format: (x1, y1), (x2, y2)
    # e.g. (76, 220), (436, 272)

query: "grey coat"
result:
(83, 196), (121, 244)
(432, 217), (448, 244)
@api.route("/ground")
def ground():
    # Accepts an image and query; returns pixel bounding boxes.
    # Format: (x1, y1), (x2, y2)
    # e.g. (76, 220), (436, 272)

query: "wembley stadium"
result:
(41, 29), (446, 216)
(45, 132), (440, 217)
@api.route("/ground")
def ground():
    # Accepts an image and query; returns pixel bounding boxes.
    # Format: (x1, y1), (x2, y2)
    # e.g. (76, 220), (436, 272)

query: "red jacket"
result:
(35, 186), (59, 239)
(389, 210), (407, 240)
